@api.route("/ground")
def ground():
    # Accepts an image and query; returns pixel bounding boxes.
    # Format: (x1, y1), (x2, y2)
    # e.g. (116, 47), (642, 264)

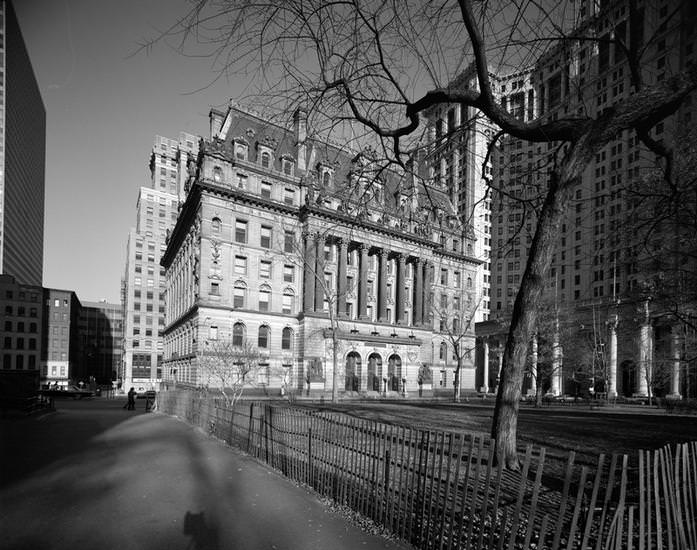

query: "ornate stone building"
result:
(161, 103), (483, 396)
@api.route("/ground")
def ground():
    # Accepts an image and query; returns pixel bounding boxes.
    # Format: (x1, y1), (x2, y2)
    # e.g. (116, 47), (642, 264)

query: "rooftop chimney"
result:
(293, 108), (307, 172)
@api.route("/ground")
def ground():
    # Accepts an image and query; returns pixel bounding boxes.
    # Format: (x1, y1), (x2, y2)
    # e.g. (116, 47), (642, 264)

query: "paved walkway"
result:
(0, 398), (409, 550)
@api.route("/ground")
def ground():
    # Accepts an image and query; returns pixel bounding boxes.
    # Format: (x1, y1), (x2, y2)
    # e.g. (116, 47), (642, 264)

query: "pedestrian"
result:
(126, 387), (136, 410)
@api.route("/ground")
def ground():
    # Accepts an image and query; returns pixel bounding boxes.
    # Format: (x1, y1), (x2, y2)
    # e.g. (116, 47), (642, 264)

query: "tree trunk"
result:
(331, 329), (339, 403)
(453, 363), (461, 403)
(491, 169), (578, 469)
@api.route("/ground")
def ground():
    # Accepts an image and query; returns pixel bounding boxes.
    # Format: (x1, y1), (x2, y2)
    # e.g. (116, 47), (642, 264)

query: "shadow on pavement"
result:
(184, 511), (219, 550)
(0, 397), (144, 489)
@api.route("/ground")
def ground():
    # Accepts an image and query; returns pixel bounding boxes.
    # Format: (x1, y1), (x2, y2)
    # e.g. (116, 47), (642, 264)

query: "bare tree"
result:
(199, 333), (262, 406)
(433, 295), (481, 402)
(147, 0), (697, 468)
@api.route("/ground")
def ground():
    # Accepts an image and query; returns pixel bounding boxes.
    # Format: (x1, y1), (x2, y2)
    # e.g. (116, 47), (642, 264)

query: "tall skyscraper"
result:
(0, 1), (45, 286)
(430, 0), (697, 398)
(120, 134), (197, 391)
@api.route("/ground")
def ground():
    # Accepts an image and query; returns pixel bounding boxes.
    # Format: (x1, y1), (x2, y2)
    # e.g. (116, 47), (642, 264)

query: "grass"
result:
(295, 399), (697, 463)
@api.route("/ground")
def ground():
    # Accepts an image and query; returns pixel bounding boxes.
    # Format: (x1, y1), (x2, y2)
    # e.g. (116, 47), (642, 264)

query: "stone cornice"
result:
(322, 328), (423, 346)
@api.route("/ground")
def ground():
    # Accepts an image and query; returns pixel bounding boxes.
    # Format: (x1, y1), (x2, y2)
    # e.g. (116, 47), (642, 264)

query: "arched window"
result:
(211, 217), (222, 232)
(258, 325), (270, 349)
(232, 322), (245, 346)
(212, 166), (222, 182)
(439, 342), (447, 360)
(282, 327), (293, 350)
(261, 151), (271, 168)
(345, 352), (361, 391)
(467, 243), (473, 255)
(322, 171), (331, 186)
(235, 143), (247, 160)
(466, 276), (473, 289)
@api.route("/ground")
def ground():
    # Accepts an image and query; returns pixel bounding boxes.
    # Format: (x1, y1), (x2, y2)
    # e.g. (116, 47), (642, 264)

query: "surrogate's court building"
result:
(161, 103), (483, 397)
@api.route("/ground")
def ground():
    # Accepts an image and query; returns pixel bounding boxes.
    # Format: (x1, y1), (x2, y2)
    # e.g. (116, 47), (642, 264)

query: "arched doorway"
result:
(345, 352), (361, 391)
(387, 354), (402, 391)
(620, 360), (636, 397)
(368, 353), (382, 391)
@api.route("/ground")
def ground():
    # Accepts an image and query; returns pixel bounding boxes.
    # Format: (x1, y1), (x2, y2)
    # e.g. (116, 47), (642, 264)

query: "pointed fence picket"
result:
(157, 390), (697, 550)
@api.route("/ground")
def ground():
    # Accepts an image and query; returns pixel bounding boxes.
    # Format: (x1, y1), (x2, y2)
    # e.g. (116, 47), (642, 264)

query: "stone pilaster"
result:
(378, 249), (388, 322)
(396, 254), (405, 325)
(303, 232), (316, 313)
(358, 244), (369, 320)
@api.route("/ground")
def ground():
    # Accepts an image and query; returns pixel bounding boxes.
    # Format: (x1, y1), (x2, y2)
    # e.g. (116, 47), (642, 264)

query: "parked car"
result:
(42, 385), (93, 400)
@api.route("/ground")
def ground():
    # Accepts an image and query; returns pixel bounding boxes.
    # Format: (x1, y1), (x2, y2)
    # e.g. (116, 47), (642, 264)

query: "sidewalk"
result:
(0, 399), (409, 550)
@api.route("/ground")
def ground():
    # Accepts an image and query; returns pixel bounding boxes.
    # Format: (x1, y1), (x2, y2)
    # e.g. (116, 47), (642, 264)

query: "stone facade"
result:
(161, 104), (482, 397)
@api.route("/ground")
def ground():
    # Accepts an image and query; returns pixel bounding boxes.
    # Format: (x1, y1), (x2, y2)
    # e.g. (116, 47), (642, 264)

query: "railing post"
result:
(308, 426), (313, 487)
(247, 402), (255, 454)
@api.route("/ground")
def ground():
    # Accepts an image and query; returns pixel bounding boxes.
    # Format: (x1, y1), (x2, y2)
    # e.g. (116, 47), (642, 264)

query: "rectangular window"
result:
(235, 220), (247, 243)
(282, 294), (293, 314)
(234, 255), (247, 275)
(236, 173), (248, 189)
(440, 269), (448, 285)
(210, 282), (220, 295)
(284, 231), (295, 253)
(283, 264), (294, 283)
(233, 287), (245, 308)
(259, 290), (270, 312)
(284, 188), (295, 205)
(260, 225), (272, 248)
(260, 181), (272, 198)
(259, 260), (272, 279)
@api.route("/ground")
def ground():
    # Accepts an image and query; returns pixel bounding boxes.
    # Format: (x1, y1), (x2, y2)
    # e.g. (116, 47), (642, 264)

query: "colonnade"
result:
(302, 232), (434, 327)
(479, 309), (685, 399)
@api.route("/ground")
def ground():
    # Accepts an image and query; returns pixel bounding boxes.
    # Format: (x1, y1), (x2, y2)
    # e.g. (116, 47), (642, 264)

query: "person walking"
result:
(126, 387), (136, 411)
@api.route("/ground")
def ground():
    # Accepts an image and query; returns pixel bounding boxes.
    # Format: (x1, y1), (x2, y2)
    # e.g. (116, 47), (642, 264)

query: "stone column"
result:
(636, 300), (652, 397)
(358, 244), (369, 320)
(495, 347), (503, 393)
(607, 317), (618, 398)
(669, 327), (682, 398)
(550, 330), (562, 396)
(303, 232), (316, 313)
(314, 233), (325, 313)
(378, 249), (388, 322)
(423, 261), (432, 329)
(336, 238), (347, 318)
(529, 334), (538, 396)
(481, 338), (489, 393)
(396, 254), (406, 325)
(413, 258), (423, 326)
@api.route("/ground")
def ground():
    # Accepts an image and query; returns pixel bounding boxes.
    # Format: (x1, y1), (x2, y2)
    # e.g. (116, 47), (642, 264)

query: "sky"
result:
(14, 0), (244, 303)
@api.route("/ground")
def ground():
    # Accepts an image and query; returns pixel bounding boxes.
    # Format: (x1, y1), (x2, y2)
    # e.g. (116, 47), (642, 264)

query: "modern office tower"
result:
(161, 103), (482, 396)
(78, 300), (124, 385)
(120, 134), (197, 392)
(0, 274), (43, 378)
(466, 0), (697, 397)
(0, 1), (45, 286)
(41, 288), (81, 388)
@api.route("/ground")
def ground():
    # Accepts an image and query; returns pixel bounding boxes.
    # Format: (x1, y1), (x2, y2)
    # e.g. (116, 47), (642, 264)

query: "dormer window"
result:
(282, 158), (294, 176)
(235, 143), (248, 160)
(318, 164), (334, 187)
(261, 151), (271, 169)
(212, 166), (222, 183)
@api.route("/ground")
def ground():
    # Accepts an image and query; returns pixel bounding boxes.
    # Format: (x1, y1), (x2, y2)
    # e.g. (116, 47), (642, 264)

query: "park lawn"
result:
(298, 400), (697, 464)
